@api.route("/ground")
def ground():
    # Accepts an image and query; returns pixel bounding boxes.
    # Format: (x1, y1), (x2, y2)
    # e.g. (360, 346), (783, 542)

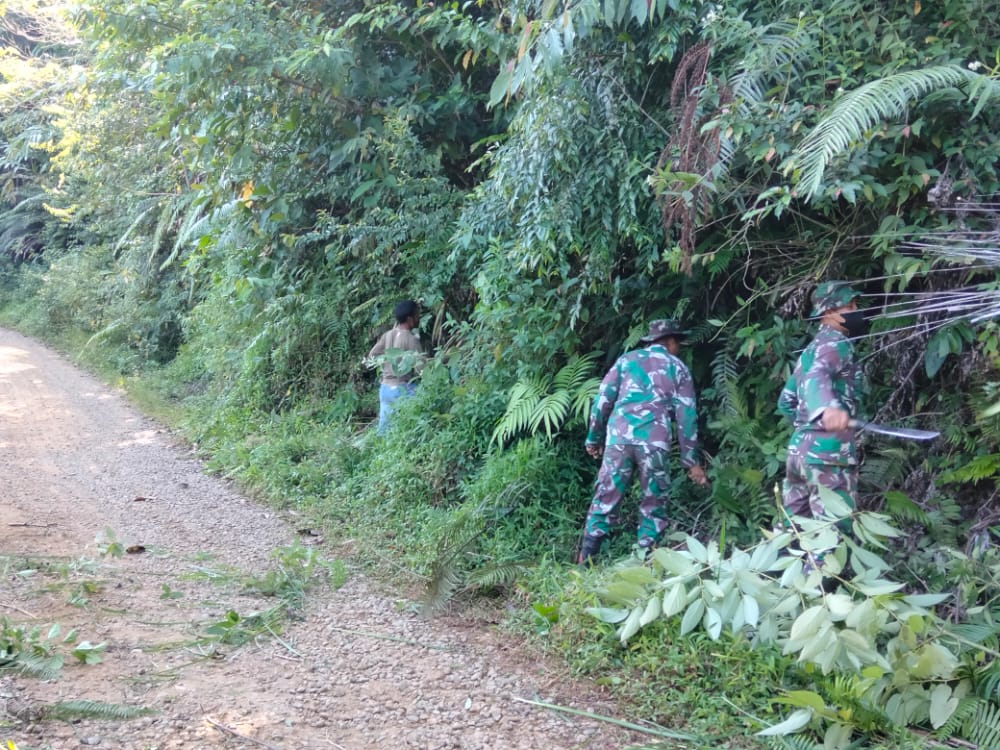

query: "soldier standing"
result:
(578, 319), (709, 564)
(777, 281), (867, 520)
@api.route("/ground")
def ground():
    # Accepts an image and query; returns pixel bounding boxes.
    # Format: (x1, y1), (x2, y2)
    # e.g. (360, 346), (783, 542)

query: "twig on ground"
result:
(0, 602), (38, 618)
(206, 718), (281, 749)
(910, 728), (978, 749)
(264, 625), (303, 658)
(510, 695), (700, 743)
(7, 522), (58, 528)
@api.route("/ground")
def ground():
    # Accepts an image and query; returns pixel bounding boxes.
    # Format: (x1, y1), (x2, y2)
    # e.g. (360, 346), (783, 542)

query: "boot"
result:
(577, 535), (604, 565)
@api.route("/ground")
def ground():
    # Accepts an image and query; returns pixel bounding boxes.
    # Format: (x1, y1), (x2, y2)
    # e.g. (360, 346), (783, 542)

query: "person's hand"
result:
(821, 406), (851, 431)
(687, 465), (709, 486)
(586, 444), (603, 459)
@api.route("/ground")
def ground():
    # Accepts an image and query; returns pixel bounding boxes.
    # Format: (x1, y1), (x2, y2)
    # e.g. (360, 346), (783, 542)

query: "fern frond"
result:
(974, 653), (1000, 700)
(43, 700), (154, 721)
(0, 652), (63, 680)
(530, 391), (572, 438)
(961, 699), (1000, 747)
(552, 352), (600, 392)
(492, 378), (547, 447)
(792, 65), (1000, 201)
(880, 489), (930, 524)
(765, 736), (822, 750)
(465, 562), (526, 589)
(572, 376), (602, 421)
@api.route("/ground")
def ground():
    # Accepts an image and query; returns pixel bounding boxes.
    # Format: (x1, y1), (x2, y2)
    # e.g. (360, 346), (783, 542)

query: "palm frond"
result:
(791, 65), (1000, 201)
(421, 482), (530, 617)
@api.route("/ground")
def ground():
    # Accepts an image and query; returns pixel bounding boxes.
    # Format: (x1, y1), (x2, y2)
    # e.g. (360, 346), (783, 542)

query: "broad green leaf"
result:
(824, 722), (853, 750)
(742, 594), (760, 628)
(585, 607), (629, 624)
(854, 580), (905, 596)
(686, 536), (708, 563)
(776, 690), (826, 712)
(825, 594), (854, 621)
(780, 558), (804, 587)
(602, 580), (649, 604)
(703, 579), (725, 600)
(902, 593), (949, 608)
(861, 665), (884, 679)
(488, 67), (513, 107)
(816, 485), (853, 519)
(856, 513), (903, 538)
(618, 604), (644, 643)
(911, 643), (959, 679)
(704, 606), (723, 640)
(639, 594), (661, 626)
(797, 624), (836, 662)
(614, 565), (658, 585)
(680, 598), (705, 636)
(651, 548), (698, 576)
(663, 583), (687, 617)
(928, 684), (958, 729)
(789, 606), (827, 642)
(757, 708), (812, 736)
(837, 628), (881, 664)
(847, 540), (889, 571)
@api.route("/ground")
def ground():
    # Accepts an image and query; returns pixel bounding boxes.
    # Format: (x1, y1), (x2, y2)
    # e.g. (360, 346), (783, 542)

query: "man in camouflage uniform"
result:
(778, 282), (867, 520)
(578, 319), (708, 564)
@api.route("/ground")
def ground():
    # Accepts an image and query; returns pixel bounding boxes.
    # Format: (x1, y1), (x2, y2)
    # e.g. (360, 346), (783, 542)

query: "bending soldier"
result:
(578, 319), (709, 564)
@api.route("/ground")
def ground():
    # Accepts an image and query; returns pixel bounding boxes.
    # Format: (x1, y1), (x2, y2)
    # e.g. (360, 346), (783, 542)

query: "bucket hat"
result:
(639, 319), (688, 343)
(810, 281), (860, 317)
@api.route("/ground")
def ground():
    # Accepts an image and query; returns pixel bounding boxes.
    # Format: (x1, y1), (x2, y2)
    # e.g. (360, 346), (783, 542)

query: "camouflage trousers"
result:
(782, 448), (858, 519)
(584, 444), (670, 548)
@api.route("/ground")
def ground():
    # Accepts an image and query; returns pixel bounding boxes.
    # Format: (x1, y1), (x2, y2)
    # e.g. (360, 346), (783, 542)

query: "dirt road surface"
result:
(0, 329), (637, 750)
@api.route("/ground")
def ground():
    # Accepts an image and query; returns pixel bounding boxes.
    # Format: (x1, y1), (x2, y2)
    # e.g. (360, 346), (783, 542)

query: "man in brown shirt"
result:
(367, 299), (426, 432)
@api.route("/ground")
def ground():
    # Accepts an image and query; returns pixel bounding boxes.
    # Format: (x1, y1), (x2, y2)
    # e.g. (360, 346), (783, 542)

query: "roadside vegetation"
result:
(1, 0), (999, 746)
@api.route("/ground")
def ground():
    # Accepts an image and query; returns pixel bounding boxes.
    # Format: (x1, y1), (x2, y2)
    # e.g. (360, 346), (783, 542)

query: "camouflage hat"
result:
(639, 319), (688, 343)
(810, 281), (860, 317)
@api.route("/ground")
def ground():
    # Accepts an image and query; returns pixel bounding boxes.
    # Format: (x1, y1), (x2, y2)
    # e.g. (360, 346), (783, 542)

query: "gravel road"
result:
(0, 328), (636, 750)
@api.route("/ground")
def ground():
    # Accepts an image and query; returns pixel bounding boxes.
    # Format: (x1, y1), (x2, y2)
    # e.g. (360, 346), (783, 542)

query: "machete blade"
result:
(850, 419), (940, 441)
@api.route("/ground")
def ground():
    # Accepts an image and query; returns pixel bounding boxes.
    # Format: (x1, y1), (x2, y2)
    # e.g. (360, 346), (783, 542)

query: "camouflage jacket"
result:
(585, 344), (700, 467)
(367, 326), (425, 386)
(777, 325), (865, 466)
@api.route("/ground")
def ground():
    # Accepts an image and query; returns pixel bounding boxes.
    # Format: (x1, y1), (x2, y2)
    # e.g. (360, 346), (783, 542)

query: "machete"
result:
(848, 419), (940, 441)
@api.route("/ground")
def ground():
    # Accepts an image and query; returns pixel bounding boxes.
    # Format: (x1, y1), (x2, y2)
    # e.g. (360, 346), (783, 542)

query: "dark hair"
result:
(393, 299), (418, 323)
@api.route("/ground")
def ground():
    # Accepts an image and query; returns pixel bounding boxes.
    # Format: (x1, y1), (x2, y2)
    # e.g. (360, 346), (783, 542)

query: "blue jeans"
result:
(378, 383), (417, 432)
